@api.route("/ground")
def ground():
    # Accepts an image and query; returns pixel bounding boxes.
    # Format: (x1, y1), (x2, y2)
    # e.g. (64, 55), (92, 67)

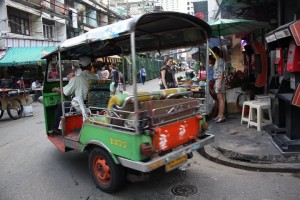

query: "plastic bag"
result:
(116, 83), (123, 94)
(71, 97), (87, 121)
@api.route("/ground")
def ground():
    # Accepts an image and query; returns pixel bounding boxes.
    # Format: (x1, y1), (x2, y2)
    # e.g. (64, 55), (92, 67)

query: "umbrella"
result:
(209, 18), (269, 37)
(192, 37), (230, 60)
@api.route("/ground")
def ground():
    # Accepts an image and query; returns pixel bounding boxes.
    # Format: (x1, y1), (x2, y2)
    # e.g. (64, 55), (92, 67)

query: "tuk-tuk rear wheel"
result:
(89, 148), (125, 193)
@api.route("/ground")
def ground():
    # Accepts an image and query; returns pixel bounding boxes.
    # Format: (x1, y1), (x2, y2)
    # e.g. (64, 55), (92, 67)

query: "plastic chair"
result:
(241, 100), (259, 125)
(247, 102), (272, 131)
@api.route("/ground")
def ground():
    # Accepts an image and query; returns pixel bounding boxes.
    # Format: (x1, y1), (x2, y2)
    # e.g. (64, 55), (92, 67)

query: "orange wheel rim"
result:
(93, 156), (111, 184)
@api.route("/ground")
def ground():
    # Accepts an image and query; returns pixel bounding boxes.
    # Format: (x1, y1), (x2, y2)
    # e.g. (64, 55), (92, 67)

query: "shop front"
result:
(265, 20), (300, 153)
(0, 46), (57, 89)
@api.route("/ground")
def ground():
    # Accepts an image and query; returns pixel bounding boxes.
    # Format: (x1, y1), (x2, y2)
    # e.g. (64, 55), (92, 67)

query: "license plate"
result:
(165, 155), (187, 172)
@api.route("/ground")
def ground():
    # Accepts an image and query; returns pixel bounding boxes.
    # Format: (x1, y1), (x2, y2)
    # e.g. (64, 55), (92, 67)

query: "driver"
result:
(51, 56), (98, 134)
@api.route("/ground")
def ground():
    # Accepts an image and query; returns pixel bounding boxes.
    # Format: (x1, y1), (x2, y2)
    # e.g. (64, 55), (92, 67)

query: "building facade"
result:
(156, 0), (179, 12)
(108, 0), (159, 16)
(0, 0), (125, 86)
(0, 0), (125, 50)
(179, 0), (194, 15)
(192, 0), (208, 22)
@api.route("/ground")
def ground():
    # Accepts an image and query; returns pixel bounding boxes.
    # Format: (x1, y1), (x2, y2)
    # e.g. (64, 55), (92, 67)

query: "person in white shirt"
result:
(31, 79), (41, 90)
(31, 79), (42, 101)
(51, 56), (98, 133)
(100, 66), (110, 79)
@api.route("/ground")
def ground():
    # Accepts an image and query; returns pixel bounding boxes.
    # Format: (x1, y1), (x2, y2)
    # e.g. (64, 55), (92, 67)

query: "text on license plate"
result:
(166, 155), (187, 171)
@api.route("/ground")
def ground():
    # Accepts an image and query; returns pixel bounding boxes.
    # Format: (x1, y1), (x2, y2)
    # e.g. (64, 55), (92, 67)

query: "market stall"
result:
(0, 88), (32, 120)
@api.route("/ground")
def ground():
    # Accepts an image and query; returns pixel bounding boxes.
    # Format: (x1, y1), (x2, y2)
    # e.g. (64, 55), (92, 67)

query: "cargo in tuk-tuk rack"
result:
(42, 11), (214, 193)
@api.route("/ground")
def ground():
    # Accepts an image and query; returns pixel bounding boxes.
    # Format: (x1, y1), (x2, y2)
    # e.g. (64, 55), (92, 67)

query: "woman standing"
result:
(160, 57), (178, 89)
(212, 47), (226, 123)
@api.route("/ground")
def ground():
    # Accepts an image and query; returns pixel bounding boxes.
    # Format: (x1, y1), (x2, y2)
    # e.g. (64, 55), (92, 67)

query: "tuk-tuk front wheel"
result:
(89, 148), (125, 193)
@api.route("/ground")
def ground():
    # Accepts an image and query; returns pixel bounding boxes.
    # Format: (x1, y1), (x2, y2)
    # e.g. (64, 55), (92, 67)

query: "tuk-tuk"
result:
(42, 11), (214, 193)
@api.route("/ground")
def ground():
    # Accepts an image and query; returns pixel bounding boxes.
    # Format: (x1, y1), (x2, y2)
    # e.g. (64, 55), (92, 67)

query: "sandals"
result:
(213, 117), (220, 121)
(215, 117), (226, 123)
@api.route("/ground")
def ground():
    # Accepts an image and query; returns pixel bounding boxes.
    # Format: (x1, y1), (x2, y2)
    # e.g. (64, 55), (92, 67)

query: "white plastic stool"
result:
(241, 100), (260, 124)
(247, 102), (273, 131)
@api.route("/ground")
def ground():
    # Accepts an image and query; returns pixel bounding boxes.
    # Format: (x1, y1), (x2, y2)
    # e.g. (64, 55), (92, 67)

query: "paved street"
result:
(0, 0), (300, 200)
(1, 76), (300, 200)
(0, 103), (300, 200)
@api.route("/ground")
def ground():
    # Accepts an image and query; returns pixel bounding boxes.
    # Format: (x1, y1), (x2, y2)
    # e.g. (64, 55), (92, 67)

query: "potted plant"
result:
(78, 5), (86, 14)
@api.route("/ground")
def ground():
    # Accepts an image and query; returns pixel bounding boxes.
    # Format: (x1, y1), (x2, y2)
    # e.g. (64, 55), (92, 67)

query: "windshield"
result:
(46, 59), (76, 82)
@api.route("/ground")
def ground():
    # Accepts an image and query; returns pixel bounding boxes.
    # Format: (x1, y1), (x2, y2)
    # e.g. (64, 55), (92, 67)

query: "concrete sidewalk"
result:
(124, 72), (300, 172)
(125, 71), (186, 92)
(202, 113), (300, 172)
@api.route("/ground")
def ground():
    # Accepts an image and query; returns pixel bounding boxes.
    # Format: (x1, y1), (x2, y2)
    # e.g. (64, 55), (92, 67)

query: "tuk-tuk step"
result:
(47, 135), (65, 152)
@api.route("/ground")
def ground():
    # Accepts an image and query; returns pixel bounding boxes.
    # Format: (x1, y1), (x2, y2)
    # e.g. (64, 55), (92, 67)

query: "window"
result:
(50, 0), (55, 10)
(8, 7), (30, 36)
(66, 0), (74, 7)
(86, 8), (97, 27)
(43, 18), (55, 39)
(97, 12), (102, 27)
(67, 27), (79, 39)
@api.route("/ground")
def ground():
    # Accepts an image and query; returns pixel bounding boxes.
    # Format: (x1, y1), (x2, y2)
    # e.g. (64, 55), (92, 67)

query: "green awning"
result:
(0, 46), (57, 67)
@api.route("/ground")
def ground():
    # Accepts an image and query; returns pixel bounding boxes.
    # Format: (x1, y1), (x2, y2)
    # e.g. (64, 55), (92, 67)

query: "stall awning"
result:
(96, 55), (122, 63)
(0, 46), (57, 67)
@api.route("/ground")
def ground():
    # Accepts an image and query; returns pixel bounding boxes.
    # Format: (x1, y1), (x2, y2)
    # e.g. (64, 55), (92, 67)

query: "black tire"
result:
(89, 148), (125, 193)
(7, 98), (23, 120)
(0, 101), (4, 119)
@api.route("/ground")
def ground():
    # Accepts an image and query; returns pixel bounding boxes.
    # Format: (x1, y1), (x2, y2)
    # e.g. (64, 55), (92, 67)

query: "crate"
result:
(43, 93), (61, 107)
(255, 94), (271, 107)
(140, 98), (199, 126)
(109, 98), (200, 128)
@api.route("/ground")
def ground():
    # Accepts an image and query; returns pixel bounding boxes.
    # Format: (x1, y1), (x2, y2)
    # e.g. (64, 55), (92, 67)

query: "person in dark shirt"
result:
(160, 57), (178, 89)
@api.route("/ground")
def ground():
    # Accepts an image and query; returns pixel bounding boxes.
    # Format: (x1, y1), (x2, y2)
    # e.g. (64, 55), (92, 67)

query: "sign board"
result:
(88, 80), (111, 108)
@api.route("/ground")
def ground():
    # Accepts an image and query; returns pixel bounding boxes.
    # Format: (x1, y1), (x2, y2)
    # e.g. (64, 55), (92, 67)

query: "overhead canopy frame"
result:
(43, 11), (212, 61)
